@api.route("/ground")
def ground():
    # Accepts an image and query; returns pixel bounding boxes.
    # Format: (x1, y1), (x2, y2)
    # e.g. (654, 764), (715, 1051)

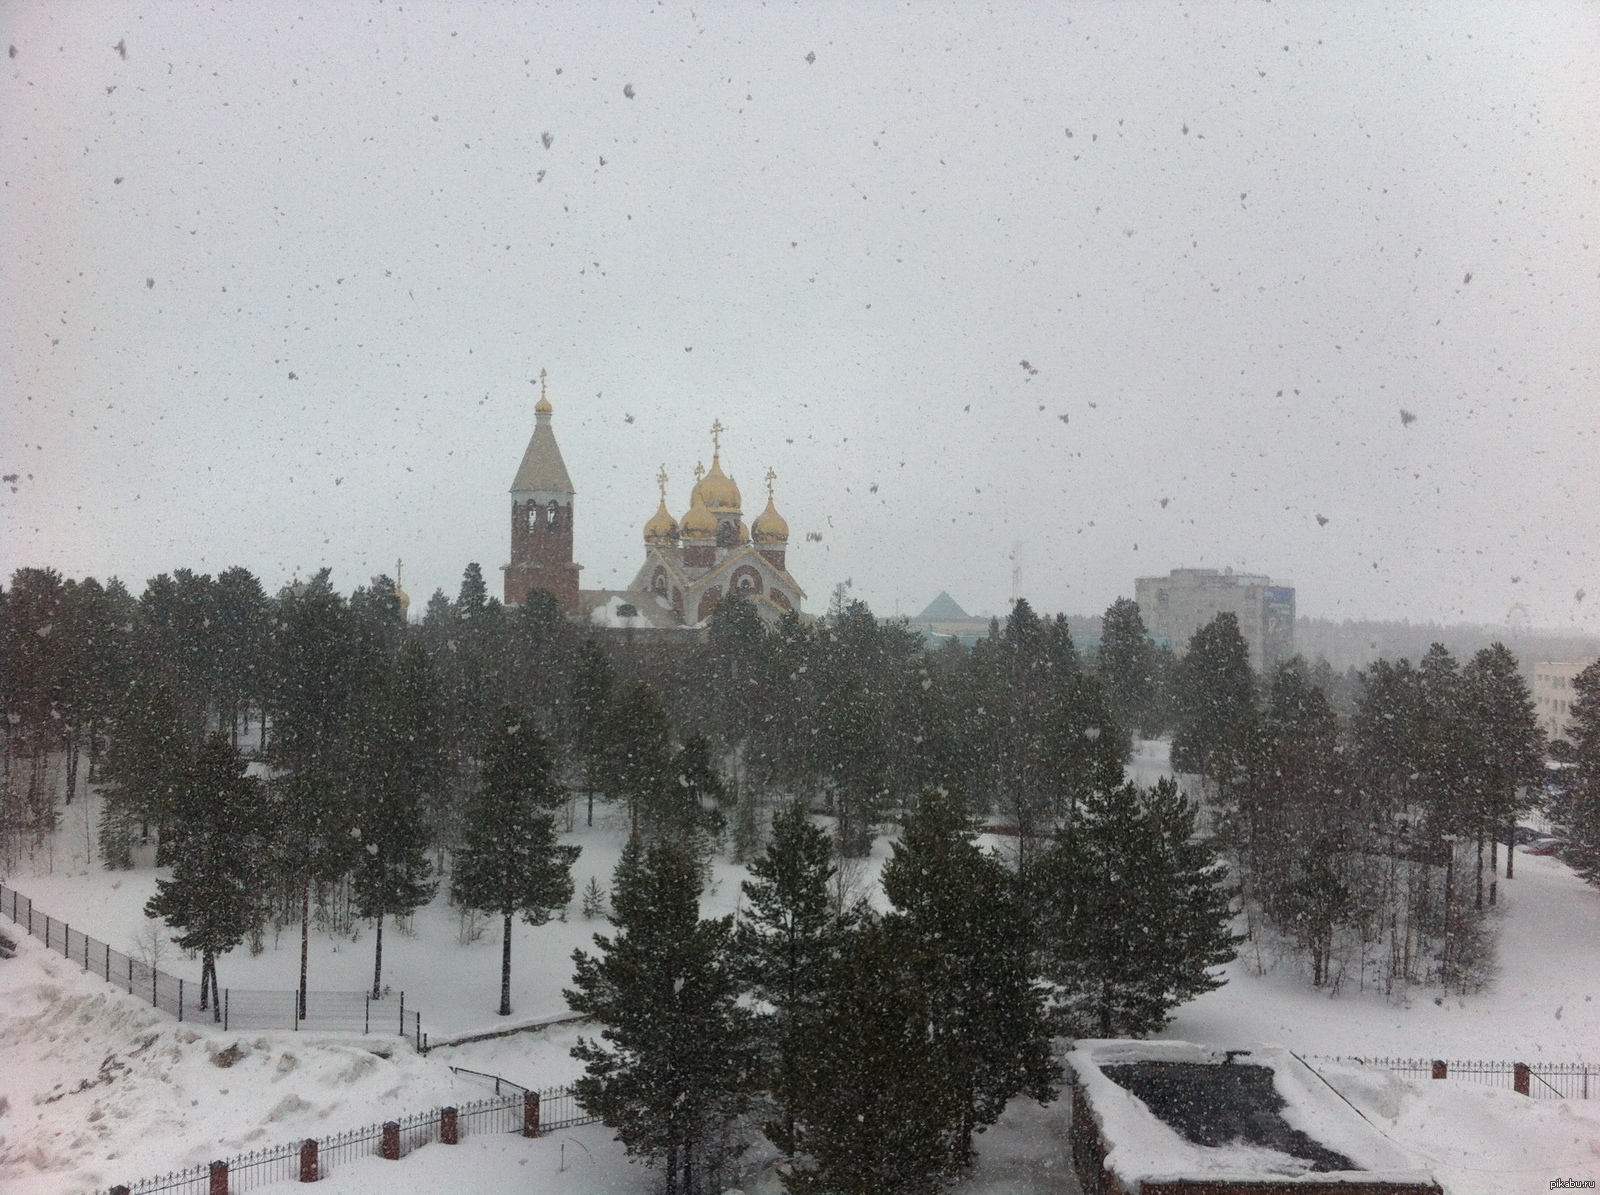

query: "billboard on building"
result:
(1262, 586), (1296, 671)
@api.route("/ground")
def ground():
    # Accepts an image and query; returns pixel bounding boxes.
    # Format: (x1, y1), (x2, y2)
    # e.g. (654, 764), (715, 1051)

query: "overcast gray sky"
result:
(4, 1), (1597, 629)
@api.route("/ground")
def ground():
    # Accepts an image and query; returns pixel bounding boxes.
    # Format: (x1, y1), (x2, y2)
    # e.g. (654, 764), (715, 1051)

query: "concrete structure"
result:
(1531, 659), (1594, 744)
(1068, 1040), (1441, 1195)
(1136, 568), (1295, 673)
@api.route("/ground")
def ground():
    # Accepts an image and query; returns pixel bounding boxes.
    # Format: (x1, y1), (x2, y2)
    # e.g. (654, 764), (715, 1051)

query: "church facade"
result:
(502, 381), (804, 627)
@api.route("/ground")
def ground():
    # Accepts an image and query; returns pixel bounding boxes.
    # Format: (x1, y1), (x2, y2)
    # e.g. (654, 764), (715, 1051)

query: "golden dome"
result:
(694, 419), (741, 512)
(535, 368), (553, 415)
(680, 477), (717, 541)
(752, 468), (788, 544)
(644, 466), (680, 545)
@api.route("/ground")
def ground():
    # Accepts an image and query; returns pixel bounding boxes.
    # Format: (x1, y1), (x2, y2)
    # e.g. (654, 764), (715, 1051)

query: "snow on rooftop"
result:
(1068, 1040), (1438, 1190)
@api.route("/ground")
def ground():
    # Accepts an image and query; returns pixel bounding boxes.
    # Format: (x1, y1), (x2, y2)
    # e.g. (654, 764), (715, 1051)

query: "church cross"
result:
(657, 465), (669, 503)
(710, 418), (725, 455)
(765, 467), (777, 499)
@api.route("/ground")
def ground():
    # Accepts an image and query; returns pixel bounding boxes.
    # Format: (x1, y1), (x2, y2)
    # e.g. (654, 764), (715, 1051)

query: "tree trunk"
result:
(1505, 818), (1515, 880)
(665, 1135), (678, 1195)
(499, 911), (513, 1016)
(299, 879), (311, 1019)
(1474, 833), (1484, 912)
(200, 950), (213, 1010)
(372, 914), (384, 999)
(65, 734), (79, 805)
(587, 788), (594, 828)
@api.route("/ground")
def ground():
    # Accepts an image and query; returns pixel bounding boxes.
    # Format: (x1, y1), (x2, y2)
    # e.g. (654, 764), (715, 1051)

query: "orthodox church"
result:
(502, 377), (804, 628)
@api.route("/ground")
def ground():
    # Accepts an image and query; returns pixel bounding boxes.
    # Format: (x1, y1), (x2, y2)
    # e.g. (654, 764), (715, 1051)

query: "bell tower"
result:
(504, 371), (582, 611)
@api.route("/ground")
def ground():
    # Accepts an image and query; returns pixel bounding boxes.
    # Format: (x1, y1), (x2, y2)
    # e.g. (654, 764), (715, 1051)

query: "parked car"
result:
(1527, 836), (1566, 857)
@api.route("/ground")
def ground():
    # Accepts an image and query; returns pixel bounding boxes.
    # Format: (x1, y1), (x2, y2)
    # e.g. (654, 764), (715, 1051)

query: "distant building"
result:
(1136, 567), (1296, 673)
(501, 376), (804, 627)
(904, 592), (996, 647)
(1531, 659), (1594, 744)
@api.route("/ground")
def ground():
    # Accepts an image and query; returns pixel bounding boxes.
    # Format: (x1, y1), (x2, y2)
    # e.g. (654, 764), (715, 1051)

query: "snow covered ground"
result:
(4, 747), (1599, 1194)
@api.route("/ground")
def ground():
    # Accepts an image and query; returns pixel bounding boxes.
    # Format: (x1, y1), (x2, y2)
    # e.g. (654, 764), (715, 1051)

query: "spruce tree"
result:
(452, 706), (580, 1016)
(1033, 777), (1238, 1037)
(881, 789), (1056, 1164)
(735, 801), (844, 1153)
(567, 838), (754, 1194)
(144, 733), (268, 1015)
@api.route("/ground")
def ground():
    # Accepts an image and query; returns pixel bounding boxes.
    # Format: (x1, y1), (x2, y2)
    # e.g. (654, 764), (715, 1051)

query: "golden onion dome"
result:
(680, 481), (717, 541)
(697, 454), (740, 512)
(752, 468), (789, 544)
(695, 419), (741, 512)
(644, 500), (679, 545)
(643, 466), (680, 545)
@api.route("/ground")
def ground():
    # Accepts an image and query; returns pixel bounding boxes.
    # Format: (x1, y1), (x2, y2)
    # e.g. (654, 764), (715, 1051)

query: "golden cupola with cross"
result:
(624, 419), (804, 628)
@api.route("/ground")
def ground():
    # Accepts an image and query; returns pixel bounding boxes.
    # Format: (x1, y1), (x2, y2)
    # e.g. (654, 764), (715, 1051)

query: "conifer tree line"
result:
(2, 562), (1169, 877)
(567, 786), (1235, 1195)
(1168, 611), (1552, 994)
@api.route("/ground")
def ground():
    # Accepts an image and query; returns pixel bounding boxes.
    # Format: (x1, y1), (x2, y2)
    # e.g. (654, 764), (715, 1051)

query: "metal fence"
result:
(1310, 1054), (1597, 1100)
(1, 883), (422, 1046)
(93, 1082), (599, 1195)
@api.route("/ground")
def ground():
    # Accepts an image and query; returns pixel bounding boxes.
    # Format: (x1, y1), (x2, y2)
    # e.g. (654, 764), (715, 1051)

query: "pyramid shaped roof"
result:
(917, 591), (969, 620)
(511, 408), (574, 495)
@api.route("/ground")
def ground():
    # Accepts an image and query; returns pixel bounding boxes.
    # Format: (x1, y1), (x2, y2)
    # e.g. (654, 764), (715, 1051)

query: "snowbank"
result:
(0, 930), (472, 1195)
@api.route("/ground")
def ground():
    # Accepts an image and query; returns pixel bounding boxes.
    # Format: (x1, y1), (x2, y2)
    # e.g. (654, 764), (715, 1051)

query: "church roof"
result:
(917, 591), (969, 620)
(511, 405), (575, 495)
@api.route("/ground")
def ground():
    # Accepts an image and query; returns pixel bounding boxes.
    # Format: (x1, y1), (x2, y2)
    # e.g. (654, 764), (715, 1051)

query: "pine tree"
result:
(568, 638), (616, 827)
(348, 657), (440, 999)
(650, 732), (727, 855)
(452, 706), (580, 1016)
(456, 562), (489, 620)
(99, 673), (190, 867)
(1558, 659), (1600, 885)
(567, 838), (754, 1194)
(1033, 777), (1238, 1037)
(881, 789), (1056, 1164)
(144, 733), (268, 1015)
(600, 680), (674, 837)
(1098, 596), (1156, 738)
(735, 801), (844, 1153)
(1171, 612), (1257, 802)
(1463, 644), (1544, 899)
(785, 915), (963, 1195)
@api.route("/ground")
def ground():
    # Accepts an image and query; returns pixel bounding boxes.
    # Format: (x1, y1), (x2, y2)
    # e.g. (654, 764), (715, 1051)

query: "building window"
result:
(547, 500), (560, 533)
